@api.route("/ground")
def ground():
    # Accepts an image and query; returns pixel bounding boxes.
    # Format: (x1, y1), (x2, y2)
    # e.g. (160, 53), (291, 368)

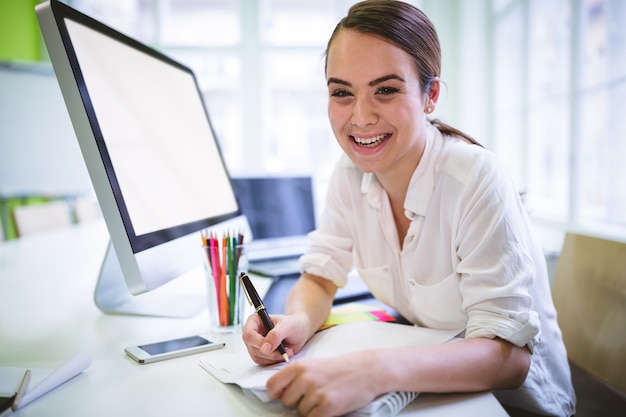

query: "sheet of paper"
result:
(20, 353), (91, 408)
(0, 353), (91, 412)
(199, 321), (460, 402)
(199, 352), (285, 390)
(296, 321), (459, 359)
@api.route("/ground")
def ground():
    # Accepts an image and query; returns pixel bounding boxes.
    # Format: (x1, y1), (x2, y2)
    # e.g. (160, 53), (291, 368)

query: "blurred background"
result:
(1, 0), (625, 260)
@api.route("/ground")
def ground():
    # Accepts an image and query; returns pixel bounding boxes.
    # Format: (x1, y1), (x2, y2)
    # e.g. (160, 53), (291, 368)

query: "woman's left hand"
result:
(266, 351), (381, 417)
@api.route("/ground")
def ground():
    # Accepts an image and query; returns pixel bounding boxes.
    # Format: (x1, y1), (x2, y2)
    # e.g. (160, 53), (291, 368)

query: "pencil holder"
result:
(201, 241), (247, 333)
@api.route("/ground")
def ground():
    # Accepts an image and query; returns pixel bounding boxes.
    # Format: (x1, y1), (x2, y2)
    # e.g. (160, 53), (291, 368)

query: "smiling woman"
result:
(241, 2), (576, 416)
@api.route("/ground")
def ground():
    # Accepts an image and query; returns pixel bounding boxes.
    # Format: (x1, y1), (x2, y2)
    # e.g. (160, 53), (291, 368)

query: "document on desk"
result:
(199, 322), (459, 416)
(0, 353), (90, 415)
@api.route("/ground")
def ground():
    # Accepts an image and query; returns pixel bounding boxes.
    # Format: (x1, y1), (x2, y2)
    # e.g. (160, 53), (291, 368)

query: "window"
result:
(576, 0), (626, 234)
(491, 0), (626, 242)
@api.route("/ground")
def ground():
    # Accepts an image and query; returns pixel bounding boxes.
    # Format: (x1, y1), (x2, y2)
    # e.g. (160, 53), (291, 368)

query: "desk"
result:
(0, 221), (509, 416)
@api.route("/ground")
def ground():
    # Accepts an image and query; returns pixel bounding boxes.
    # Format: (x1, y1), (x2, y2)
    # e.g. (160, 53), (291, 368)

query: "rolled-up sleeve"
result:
(300, 231), (353, 287)
(467, 310), (541, 351)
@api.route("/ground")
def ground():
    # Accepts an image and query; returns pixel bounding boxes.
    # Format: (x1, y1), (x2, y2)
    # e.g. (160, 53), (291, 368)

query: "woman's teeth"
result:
(352, 134), (388, 147)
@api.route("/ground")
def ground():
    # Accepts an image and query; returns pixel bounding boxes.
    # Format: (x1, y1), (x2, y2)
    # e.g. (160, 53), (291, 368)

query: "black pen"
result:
(239, 272), (290, 363)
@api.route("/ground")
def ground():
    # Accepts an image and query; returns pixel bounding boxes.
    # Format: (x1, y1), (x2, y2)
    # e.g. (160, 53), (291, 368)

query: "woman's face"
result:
(326, 29), (433, 177)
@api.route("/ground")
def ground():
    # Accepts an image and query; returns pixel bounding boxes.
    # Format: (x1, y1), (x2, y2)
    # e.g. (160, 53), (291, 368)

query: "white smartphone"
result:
(124, 335), (225, 364)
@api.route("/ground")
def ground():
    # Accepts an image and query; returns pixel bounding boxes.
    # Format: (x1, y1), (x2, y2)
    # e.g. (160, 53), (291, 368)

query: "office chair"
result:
(552, 232), (626, 416)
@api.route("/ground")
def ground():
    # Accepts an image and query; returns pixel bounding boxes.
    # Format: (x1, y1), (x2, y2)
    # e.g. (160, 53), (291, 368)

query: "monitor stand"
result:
(94, 242), (205, 318)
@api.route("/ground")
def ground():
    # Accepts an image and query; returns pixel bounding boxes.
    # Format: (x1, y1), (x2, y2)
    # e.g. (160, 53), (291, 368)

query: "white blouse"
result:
(300, 123), (575, 416)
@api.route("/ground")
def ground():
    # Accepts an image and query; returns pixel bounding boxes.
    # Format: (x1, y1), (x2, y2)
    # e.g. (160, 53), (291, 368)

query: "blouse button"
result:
(409, 280), (417, 286)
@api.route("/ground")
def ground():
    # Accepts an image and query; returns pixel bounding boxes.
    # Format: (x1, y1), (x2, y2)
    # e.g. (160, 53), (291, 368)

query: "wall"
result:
(0, 63), (91, 196)
(0, 0), (42, 62)
(0, 2), (92, 239)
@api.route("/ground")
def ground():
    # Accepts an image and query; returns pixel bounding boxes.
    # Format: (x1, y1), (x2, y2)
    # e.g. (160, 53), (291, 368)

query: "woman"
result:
(242, 1), (575, 416)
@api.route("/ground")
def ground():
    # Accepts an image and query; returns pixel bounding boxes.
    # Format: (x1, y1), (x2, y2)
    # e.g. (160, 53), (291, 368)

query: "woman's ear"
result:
(424, 77), (440, 114)
(429, 77), (440, 103)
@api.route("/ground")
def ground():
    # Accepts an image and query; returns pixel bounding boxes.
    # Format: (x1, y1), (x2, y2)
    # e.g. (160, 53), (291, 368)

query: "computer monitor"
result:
(36, 0), (245, 317)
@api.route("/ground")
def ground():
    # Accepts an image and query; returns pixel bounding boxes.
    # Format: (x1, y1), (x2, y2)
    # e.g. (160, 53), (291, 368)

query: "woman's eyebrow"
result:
(369, 74), (405, 86)
(327, 77), (350, 87)
(327, 74), (405, 87)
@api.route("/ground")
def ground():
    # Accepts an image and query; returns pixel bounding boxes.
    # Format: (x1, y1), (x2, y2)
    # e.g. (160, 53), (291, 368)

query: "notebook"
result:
(346, 391), (419, 417)
(231, 176), (316, 277)
(199, 322), (460, 417)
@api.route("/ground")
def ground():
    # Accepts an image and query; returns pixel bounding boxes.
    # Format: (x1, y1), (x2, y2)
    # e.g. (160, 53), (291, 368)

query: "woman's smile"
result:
(351, 133), (391, 148)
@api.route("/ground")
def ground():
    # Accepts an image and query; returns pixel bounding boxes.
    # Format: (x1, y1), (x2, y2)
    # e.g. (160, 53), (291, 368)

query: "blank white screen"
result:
(65, 19), (237, 236)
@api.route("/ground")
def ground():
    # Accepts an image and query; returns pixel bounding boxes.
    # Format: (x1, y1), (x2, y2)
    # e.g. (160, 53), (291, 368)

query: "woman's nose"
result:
(350, 96), (378, 127)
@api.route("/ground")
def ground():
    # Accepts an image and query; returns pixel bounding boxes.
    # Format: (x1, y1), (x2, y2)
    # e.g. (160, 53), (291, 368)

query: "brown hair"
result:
(325, 0), (481, 146)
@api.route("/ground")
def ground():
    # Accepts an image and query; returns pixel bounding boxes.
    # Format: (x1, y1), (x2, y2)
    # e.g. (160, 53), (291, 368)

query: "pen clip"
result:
(239, 272), (253, 306)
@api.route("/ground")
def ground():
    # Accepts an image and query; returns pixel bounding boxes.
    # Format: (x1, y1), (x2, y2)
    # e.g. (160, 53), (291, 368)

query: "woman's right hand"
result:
(243, 273), (337, 366)
(241, 312), (311, 365)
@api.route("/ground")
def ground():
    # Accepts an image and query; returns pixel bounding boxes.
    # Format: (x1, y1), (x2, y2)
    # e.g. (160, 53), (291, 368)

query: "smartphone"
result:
(124, 335), (225, 364)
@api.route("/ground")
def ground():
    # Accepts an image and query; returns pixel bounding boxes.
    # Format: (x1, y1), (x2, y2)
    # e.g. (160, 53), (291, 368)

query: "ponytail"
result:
(429, 118), (483, 147)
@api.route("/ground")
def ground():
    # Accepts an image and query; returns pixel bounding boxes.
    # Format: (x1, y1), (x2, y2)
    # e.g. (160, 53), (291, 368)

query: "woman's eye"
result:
(330, 89), (352, 98)
(376, 86), (399, 95)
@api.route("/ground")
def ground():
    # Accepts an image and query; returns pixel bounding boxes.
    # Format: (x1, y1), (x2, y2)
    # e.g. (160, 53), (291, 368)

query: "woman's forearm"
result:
(375, 336), (531, 395)
(284, 273), (337, 339)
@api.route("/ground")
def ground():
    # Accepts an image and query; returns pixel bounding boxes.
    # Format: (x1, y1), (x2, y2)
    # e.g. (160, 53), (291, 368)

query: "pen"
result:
(221, 236), (228, 326)
(11, 369), (31, 411)
(228, 236), (236, 325)
(239, 272), (290, 363)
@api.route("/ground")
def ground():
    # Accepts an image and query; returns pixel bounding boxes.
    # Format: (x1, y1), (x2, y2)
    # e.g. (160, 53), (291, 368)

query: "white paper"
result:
(1, 353), (91, 412)
(200, 322), (459, 402)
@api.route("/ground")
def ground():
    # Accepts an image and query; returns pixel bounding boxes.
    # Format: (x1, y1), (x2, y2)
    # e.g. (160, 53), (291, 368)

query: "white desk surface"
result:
(0, 220), (509, 416)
